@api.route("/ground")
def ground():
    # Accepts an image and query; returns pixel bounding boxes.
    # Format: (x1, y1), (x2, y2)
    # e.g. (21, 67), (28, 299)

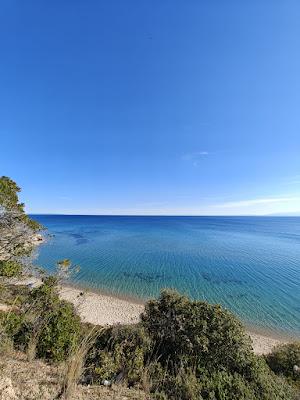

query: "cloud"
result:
(284, 175), (300, 185)
(215, 197), (300, 208)
(182, 151), (209, 166)
(182, 151), (209, 160)
(58, 196), (71, 200)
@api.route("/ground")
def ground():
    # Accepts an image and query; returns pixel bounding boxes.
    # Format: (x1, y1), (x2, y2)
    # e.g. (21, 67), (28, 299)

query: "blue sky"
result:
(0, 0), (299, 215)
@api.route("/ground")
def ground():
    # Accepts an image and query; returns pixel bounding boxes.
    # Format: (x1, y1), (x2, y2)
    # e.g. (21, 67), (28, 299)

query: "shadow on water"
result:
(122, 271), (171, 283)
(68, 233), (90, 245)
(201, 272), (246, 285)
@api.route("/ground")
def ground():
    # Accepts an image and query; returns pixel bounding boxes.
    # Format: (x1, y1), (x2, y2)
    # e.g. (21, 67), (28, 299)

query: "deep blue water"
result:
(31, 215), (300, 337)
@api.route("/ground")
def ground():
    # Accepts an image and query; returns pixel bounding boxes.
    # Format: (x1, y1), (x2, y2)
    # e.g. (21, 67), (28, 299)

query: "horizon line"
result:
(28, 213), (300, 217)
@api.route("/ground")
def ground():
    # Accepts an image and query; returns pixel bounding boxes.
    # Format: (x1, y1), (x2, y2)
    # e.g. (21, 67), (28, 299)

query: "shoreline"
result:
(58, 284), (290, 355)
(9, 276), (295, 355)
(57, 281), (296, 341)
(61, 280), (148, 307)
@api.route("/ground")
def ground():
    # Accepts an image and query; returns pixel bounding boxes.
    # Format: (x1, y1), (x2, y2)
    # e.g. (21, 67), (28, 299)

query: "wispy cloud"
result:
(58, 196), (71, 201)
(215, 197), (300, 208)
(182, 151), (209, 166)
(284, 175), (300, 186)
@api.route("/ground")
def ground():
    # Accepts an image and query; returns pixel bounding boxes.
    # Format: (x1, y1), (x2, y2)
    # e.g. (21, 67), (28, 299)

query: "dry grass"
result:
(57, 328), (100, 399)
(0, 351), (148, 400)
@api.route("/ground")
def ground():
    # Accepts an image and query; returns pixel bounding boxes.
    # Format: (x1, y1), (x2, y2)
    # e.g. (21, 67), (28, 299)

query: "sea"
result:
(31, 215), (300, 338)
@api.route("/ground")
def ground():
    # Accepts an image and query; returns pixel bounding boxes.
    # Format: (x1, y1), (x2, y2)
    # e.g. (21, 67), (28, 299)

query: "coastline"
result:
(9, 276), (293, 355)
(59, 284), (289, 355)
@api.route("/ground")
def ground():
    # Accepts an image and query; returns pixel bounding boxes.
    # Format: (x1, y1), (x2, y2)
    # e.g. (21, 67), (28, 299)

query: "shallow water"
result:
(32, 215), (300, 337)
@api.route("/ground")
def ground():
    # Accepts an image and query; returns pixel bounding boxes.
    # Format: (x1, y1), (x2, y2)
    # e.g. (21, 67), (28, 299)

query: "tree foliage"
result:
(0, 176), (42, 270)
(0, 176), (41, 231)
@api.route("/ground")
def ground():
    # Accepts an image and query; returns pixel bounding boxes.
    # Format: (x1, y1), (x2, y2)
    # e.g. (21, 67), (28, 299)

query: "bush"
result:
(225, 355), (295, 400)
(29, 276), (60, 309)
(84, 324), (150, 386)
(0, 310), (25, 355)
(0, 260), (22, 277)
(0, 310), (23, 337)
(5, 277), (82, 362)
(152, 368), (202, 400)
(266, 342), (300, 382)
(83, 289), (297, 399)
(148, 352), (295, 400)
(26, 277), (82, 361)
(36, 299), (82, 361)
(141, 290), (296, 400)
(199, 370), (256, 400)
(141, 289), (252, 372)
(150, 361), (295, 400)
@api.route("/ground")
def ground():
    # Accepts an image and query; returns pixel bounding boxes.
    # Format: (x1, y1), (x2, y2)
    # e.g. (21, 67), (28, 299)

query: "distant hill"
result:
(267, 211), (300, 216)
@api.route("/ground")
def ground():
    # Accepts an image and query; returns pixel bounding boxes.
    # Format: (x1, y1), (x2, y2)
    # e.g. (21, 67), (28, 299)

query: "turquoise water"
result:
(32, 215), (300, 337)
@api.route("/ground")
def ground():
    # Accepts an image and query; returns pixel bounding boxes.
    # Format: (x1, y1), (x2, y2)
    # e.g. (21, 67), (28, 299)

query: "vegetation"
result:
(266, 342), (300, 389)
(142, 291), (296, 399)
(141, 289), (252, 371)
(82, 290), (298, 399)
(85, 324), (151, 386)
(58, 328), (100, 399)
(0, 176), (41, 231)
(0, 260), (23, 277)
(1, 282), (299, 400)
(0, 176), (42, 276)
(0, 350), (147, 400)
(16, 277), (82, 362)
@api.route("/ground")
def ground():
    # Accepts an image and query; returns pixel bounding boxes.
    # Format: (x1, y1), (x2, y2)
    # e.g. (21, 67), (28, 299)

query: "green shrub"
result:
(36, 300), (82, 362)
(266, 342), (300, 382)
(85, 324), (150, 385)
(245, 355), (297, 400)
(93, 351), (119, 381)
(7, 277), (82, 362)
(199, 370), (256, 400)
(141, 289), (252, 372)
(0, 310), (23, 337)
(82, 289), (297, 399)
(0, 260), (22, 277)
(149, 357), (295, 400)
(199, 359), (296, 400)
(29, 276), (60, 309)
(13, 319), (33, 351)
(0, 310), (25, 354)
(141, 290), (296, 400)
(152, 368), (202, 400)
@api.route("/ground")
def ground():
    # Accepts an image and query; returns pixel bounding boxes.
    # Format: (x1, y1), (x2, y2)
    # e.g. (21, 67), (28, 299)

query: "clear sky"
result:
(0, 1), (299, 215)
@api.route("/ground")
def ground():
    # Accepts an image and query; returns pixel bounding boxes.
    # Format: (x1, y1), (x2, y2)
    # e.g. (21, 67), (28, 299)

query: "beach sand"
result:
(10, 277), (286, 355)
(58, 285), (285, 355)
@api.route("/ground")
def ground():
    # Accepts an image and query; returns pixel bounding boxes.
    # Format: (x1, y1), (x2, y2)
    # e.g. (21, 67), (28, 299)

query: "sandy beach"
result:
(58, 285), (285, 355)
(10, 276), (286, 355)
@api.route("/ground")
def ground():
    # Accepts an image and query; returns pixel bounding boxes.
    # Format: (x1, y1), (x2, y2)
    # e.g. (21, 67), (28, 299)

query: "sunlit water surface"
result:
(32, 215), (300, 337)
